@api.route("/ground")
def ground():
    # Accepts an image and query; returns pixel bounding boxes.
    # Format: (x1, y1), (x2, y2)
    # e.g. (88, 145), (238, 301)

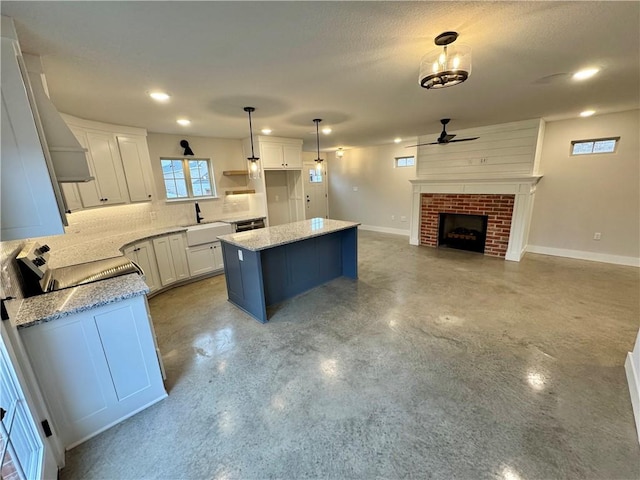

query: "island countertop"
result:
(217, 218), (360, 251)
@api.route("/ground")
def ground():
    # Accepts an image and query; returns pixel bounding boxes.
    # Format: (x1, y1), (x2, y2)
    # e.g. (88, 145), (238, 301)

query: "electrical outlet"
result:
(391, 215), (395, 220)
(149, 211), (157, 221)
(480, 157), (488, 164)
(238, 250), (244, 261)
(352, 186), (358, 192)
(593, 232), (601, 240)
(400, 216), (407, 222)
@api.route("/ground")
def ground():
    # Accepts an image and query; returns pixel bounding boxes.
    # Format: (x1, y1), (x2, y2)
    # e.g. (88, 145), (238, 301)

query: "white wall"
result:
(264, 170), (291, 226)
(327, 142), (417, 235)
(527, 110), (640, 265)
(147, 133), (262, 224)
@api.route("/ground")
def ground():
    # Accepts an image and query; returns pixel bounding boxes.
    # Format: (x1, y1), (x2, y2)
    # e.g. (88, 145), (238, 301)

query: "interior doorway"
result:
(303, 161), (328, 219)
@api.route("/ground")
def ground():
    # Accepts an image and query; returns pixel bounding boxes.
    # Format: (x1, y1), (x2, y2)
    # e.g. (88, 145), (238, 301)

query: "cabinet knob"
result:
(148, 194), (152, 198)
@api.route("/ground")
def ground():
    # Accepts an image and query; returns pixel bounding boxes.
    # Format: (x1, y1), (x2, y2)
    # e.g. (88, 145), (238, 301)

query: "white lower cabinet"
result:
(187, 241), (224, 277)
(153, 233), (189, 286)
(19, 295), (167, 449)
(123, 240), (161, 293)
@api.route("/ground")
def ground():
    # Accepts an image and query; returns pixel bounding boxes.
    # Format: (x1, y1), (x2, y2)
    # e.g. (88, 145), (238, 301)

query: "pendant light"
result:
(419, 31), (471, 89)
(244, 106), (260, 179)
(313, 118), (323, 172)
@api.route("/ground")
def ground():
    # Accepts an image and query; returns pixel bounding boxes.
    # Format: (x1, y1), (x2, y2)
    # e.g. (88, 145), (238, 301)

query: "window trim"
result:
(160, 157), (217, 200)
(570, 137), (620, 156)
(394, 156), (415, 168)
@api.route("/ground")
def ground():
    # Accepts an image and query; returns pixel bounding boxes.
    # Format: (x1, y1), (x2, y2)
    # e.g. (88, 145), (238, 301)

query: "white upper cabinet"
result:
(117, 135), (154, 202)
(63, 115), (155, 209)
(0, 35), (65, 240)
(245, 136), (303, 170)
(83, 131), (130, 206)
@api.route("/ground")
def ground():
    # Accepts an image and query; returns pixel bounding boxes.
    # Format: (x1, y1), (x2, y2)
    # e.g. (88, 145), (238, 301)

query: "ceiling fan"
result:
(408, 118), (479, 146)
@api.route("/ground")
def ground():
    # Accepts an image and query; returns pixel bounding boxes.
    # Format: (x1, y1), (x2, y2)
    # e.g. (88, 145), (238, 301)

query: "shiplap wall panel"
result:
(416, 119), (543, 177)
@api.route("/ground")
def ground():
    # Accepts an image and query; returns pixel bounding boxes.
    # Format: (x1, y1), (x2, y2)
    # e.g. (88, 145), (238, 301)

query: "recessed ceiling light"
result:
(322, 127), (332, 135)
(573, 68), (599, 81)
(176, 118), (191, 126)
(261, 128), (272, 135)
(149, 91), (170, 102)
(394, 137), (402, 143)
(580, 110), (595, 117)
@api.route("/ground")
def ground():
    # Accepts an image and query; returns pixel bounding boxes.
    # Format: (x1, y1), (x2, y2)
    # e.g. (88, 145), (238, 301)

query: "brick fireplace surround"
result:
(409, 176), (542, 262)
(420, 194), (515, 257)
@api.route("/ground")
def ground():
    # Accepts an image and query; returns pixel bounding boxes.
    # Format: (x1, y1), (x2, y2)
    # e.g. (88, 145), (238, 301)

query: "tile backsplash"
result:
(0, 193), (263, 301)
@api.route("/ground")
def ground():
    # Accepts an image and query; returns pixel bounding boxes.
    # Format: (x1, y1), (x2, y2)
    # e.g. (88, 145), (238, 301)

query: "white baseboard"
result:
(625, 352), (640, 445)
(526, 245), (640, 267)
(359, 224), (410, 236)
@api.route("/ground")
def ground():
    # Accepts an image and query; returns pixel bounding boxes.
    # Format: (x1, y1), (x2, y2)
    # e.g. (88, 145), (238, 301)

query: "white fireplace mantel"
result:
(409, 175), (543, 261)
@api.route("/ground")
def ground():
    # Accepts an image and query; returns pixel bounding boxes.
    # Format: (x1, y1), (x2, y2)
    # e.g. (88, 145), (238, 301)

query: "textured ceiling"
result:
(2, 1), (639, 151)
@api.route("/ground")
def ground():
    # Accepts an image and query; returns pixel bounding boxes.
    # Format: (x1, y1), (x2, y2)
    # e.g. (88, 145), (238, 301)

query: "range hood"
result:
(22, 54), (92, 183)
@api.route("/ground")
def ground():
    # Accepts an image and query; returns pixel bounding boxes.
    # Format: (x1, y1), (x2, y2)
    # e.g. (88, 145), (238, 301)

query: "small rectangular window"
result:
(571, 137), (619, 155)
(395, 156), (415, 168)
(309, 169), (323, 183)
(161, 158), (216, 199)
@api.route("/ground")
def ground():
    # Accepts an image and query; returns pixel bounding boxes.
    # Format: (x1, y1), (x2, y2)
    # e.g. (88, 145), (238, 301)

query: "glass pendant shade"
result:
(419, 43), (471, 89)
(248, 157), (260, 180)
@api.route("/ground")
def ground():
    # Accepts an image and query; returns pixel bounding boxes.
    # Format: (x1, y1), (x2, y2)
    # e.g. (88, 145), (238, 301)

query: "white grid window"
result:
(161, 158), (216, 199)
(571, 137), (619, 155)
(395, 156), (415, 168)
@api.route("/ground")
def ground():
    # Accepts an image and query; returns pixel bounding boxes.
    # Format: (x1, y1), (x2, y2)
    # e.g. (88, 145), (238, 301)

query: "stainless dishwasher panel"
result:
(234, 218), (265, 232)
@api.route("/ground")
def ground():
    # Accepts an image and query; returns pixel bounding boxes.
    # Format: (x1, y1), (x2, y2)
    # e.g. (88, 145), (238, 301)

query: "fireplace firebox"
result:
(438, 213), (489, 253)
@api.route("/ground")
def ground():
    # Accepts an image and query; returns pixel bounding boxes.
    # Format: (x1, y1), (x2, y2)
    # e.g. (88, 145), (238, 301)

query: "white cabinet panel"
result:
(94, 304), (151, 401)
(124, 240), (160, 293)
(283, 144), (302, 168)
(250, 136), (303, 170)
(186, 241), (224, 276)
(152, 236), (177, 286)
(61, 182), (83, 212)
(20, 296), (166, 449)
(152, 233), (189, 286)
(85, 131), (129, 205)
(0, 37), (65, 240)
(117, 135), (153, 202)
(261, 142), (284, 169)
(212, 242), (224, 270)
(169, 233), (190, 281)
(20, 316), (113, 447)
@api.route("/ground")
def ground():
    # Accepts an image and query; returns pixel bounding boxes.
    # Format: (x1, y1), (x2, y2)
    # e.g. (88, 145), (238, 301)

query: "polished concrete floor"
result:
(60, 231), (640, 479)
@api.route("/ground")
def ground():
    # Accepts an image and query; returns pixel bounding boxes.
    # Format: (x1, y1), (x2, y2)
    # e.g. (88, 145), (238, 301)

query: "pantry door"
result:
(303, 161), (329, 220)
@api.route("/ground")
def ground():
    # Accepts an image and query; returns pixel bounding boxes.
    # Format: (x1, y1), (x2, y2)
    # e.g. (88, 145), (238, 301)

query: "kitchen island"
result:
(218, 218), (359, 323)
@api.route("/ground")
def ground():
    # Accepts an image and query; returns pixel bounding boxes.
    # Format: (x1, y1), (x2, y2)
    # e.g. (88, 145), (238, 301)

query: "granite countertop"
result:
(46, 215), (263, 269)
(48, 225), (190, 268)
(11, 215), (264, 328)
(217, 218), (360, 251)
(8, 274), (149, 329)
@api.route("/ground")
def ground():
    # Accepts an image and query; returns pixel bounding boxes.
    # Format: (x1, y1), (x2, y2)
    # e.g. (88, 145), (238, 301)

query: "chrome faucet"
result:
(195, 202), (203, 224)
